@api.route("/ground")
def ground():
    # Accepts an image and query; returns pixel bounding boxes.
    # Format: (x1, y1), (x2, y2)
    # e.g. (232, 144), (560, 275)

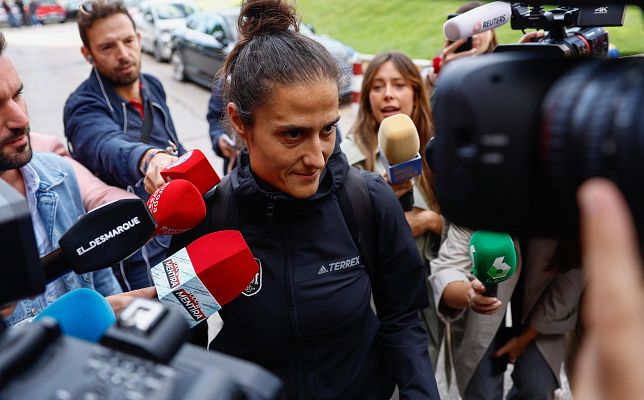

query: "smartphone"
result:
(447, 13), (473, 53)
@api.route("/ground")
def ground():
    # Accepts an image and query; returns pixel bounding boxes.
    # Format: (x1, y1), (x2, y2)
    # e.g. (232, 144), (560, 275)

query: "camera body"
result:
(495, 3), (625, 57)
(0, 298), (283, 399)
(428, 2), (644, 238)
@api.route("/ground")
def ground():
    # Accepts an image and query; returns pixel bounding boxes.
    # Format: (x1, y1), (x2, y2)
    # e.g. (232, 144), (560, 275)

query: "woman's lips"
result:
(381, 108), (401, 119)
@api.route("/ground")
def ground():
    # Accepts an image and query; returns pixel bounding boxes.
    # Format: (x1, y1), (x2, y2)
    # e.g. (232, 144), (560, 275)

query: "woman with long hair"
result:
(341, 51), (445, 368)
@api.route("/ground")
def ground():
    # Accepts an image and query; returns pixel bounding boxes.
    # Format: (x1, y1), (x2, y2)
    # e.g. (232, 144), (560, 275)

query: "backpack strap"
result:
(336, 167), (377, 277)
(206, 175), (238, 231)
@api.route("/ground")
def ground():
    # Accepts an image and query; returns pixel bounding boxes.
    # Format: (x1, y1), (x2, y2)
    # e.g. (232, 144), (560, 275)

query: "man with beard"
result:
(0, 32), (157, 326)
(64, 1), (185, 290)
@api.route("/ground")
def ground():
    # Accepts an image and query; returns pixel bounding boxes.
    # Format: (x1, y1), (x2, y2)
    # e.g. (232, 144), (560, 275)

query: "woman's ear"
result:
(227, 102), (248, 141)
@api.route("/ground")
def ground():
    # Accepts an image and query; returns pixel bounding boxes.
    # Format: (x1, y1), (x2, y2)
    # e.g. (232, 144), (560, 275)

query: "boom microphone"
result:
(151, 231), (258, 328)
(443, 1), (511, 41)
(34, 288), (116, 343)
(161, 149), (221, 195)
(147, 179), (206, 235)
(41, 199), (156, 282)
(378, 114), (422, 211)
(469, 231), (517, 297)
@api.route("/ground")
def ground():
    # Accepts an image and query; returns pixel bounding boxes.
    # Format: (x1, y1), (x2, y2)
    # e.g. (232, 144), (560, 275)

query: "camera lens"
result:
(542, 58), (644, 229)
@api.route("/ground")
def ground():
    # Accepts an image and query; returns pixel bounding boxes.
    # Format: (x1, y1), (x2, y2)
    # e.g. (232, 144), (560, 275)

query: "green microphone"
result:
(469, 231), (517, 297)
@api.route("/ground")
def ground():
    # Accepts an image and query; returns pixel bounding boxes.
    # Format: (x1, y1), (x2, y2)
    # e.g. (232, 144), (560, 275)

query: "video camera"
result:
(428, 1), (644, 239)
(0, 180), (282, 399)
(495, 2), (625, 57)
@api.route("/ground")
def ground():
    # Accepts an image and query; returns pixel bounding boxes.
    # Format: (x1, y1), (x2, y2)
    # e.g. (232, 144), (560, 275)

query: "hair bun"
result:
(239, 0), (299, 39)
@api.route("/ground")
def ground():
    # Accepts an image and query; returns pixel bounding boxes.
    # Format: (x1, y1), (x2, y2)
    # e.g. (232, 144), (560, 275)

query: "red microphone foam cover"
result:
(160, 149), (221, 195)
(147, 179), (206, 235)
(186, 230), (258, 305)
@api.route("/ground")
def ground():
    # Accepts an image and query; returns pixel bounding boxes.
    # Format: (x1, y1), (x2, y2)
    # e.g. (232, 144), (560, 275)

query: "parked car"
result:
(123, 0), (144, 17)
(171, 8), (356, 98)
(134, 0), (198, 62)
(63, 0), (81, 20)
(33, 0), (65, 24)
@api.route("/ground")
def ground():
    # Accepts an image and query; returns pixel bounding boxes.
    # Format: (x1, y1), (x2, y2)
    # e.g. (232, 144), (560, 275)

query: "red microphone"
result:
(146, 179), (206, 236)
(150, 230), (258, 327)
(160, 149), (221, 195)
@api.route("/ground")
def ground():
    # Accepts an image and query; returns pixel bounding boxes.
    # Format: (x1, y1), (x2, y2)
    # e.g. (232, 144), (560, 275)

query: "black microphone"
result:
(41, 199), (157, 282)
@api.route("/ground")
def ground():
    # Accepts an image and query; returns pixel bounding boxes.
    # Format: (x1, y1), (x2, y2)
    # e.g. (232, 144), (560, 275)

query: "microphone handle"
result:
(482, 283), (498, 298)
(399, 188), (414, 212)
(41, 249), (73, 283)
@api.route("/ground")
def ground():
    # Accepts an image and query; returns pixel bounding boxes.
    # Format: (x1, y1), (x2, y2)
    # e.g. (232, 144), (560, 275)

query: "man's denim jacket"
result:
(5, 152), (121, 327)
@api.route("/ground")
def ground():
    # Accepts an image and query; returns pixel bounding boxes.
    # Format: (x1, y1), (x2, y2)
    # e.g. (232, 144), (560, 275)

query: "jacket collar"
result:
(231, 139), (349, 216)
(87, 68), (151, 114)
(26, 152), (68, 192)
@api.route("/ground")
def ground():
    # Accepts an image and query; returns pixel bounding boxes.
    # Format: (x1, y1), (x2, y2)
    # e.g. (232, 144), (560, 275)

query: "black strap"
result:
(140, 98), (154, 144)
(207, 176), (237, 231)
(336, 167), (377, 277)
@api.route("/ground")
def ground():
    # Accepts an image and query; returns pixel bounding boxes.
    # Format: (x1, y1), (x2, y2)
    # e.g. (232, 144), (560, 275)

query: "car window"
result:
(221, 14), (239, 42)
(185, 15), (198, 30)
(205, 15), (225, 37)
(186, 13), (207, 33)
(139, 2), (150, 15)
(157, 3), (194, 20)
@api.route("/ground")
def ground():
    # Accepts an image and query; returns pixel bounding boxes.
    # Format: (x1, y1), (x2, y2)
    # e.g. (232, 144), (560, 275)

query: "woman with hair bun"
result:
(170, 0), (440, 398)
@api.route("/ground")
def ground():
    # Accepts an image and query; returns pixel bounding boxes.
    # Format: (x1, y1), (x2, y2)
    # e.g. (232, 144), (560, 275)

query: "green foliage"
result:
(196, 0), (644, 58)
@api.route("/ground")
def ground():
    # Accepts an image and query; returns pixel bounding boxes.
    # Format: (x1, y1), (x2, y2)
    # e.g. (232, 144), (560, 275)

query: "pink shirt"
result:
(30, 132), (137, 211)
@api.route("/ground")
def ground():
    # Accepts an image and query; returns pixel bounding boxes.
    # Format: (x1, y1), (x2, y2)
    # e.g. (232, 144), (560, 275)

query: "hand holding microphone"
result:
(443, 1), (511, 42)
(146, 179), (206, 236)
(378, 114), (422, 211)
(160, 149), (221, 195)
(469, 230), (517, 296)
(142, 149), (178, 195)
(466, 279), (502, 315)
(467, 230), (517, 314)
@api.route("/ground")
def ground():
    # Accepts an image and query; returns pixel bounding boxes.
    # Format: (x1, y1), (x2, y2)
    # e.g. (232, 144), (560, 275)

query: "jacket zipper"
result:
(268, 194), (304, 397)
(152, 102), (180, 151)
(266, 193), (276, 219)
(121, 102), (128, 132)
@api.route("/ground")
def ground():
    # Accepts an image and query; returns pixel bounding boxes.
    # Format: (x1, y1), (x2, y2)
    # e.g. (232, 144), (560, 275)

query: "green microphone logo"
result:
(469, 231), (517, 297)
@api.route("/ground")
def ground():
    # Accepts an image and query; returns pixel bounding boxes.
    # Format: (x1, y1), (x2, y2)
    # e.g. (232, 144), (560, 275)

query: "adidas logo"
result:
(317, 266), (329, 275)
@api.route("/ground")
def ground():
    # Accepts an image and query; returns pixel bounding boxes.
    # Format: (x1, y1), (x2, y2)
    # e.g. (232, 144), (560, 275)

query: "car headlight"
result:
(160, 31), (172, 45)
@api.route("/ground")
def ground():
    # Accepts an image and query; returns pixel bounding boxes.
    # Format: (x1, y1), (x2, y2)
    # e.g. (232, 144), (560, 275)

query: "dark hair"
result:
(0, 32), (5, 56)
(456, 1), (484, 14)
(222, 0), (339, 128)
(78, 1), (136, 50)
(351, 52), (438, 210)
